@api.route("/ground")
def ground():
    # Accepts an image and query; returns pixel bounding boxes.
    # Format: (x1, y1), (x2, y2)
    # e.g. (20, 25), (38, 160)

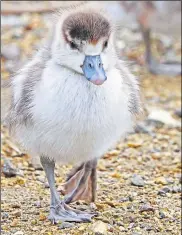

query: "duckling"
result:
(135, 1), (181, 76)
(105, 1), (181, 76)
(5, 2), (141, 223)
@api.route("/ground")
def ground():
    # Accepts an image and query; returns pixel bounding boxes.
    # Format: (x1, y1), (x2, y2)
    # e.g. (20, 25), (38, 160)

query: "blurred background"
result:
(1, 1), (181, 235)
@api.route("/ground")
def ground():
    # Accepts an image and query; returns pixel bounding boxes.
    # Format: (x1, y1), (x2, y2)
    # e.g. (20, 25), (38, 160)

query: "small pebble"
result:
(28, 162), (43, 170)
(171, 185), (181, 193)
(159, 186), (171, 194)
(14, 231), (24, 235)
(107, 224), (114, 232)
(128, 222), (135, 229)
(135, 122), (151, 134)
(90, 202), (97, 210)
(11, 204), (21, 209)
(131, 192), (138, 197)
(119, 197), (129, 202)
(34, 201), (41, 208)
(139, 204), (155, 213)
(44, 182), (49, 188)
(145, 225), (153, 231)
(91, 221), (108, 235)
(128, 196), (134, 202)
(159, 211), (166, 219)
(166, 177), (174, 184)
(119, 226), (126, 232)
(59, 222), (75, 229)
(34, 165), (43, 171)
(131, 175), (145, 187)
(146, 119), (164, 128)
(12, 211), (21, 217)
(2, 212), (9, 219)
(155, 177), (169, 185)
(147, 109), (181, 128)
(34, 171), (41, 176)
(1, 44), (21, 60)
(36, 176), (45, 183)
(2, 159), (17, 177)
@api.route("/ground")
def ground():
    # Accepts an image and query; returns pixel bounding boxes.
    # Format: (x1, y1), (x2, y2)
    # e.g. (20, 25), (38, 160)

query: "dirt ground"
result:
(1, 6), (181, 235)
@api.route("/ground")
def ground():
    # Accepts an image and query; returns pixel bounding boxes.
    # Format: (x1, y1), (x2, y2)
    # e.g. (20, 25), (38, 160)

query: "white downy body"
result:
(7, 3), (140, 165)
(11, 58), (135, 164)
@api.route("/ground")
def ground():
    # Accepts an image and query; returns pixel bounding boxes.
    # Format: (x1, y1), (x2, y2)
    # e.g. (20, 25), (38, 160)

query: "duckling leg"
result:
(40, 157), (94, 223)
(141, 27), (181, 76)
(61, 159), (97, 203)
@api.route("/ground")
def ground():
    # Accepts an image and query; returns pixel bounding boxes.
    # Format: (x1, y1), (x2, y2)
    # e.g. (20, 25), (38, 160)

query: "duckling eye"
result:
(70, 41), (78, 50)
(103, 40), (108, 49)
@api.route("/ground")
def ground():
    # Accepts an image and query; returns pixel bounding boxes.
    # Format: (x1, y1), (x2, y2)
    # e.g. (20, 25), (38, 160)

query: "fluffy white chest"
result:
(17, 61), (133, 164)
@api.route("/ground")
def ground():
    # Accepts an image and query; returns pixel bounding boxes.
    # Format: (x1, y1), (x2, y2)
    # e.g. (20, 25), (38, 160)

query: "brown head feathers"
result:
(63, 12), (111, 43)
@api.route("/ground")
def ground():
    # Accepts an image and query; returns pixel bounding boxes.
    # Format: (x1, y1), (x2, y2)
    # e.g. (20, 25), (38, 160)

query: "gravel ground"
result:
(1, 7), (181, 235)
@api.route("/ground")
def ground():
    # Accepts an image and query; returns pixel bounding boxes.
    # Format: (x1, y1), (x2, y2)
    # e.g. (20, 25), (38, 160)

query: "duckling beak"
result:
(81, 55), (107, 85)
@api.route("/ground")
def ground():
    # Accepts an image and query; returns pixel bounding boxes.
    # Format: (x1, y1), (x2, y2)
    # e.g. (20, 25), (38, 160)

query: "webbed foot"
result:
(48, 201), (94, 224)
